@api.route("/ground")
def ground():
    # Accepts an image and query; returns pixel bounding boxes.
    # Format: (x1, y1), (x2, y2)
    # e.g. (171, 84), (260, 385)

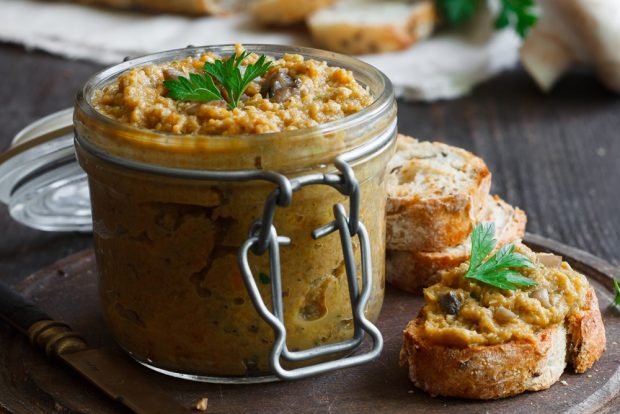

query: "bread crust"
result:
(400, 319), (566, 399)
(567, 288), (607, 373)
(307, 1), (437, 55)
(400, 287), (606, 399)
(386, 135), (491, 252)
(387, 196), (526, 293)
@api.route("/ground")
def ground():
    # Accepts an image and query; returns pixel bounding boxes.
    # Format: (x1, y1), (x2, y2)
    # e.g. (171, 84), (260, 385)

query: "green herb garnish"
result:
(436, 0), (538, 37)
(437, 0), (480, 27)
(495, 0), (538, 37)
(164, 51), (272, 110)
(258, 272), (271, 285)
(614, 279), (620, 307)
(465, 222), (537, 290)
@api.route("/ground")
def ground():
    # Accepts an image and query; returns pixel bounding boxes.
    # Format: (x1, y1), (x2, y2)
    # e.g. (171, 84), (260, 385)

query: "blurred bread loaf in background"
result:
(307, 0), (438, 54)
(57, 0), (438, 54)
(250, 0), (335, 25)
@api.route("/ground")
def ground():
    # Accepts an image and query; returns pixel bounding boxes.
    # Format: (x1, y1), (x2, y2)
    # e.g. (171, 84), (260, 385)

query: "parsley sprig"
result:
(164, 51), (272, 110)
(465, 222), (536, 290)
(614, 279), (620, 307)
(436, 0), (538, 37)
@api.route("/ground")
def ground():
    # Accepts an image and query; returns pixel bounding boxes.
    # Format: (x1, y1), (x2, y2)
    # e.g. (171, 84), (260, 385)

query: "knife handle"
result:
(0, 281), (87, 356)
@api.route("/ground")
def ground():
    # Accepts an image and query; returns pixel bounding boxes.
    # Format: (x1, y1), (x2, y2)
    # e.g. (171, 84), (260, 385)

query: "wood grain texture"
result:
(0, 236), (618, 414)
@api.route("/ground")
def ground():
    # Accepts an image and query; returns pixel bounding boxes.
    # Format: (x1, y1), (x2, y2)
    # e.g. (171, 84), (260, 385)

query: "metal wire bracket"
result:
(238, 155), (383, 380)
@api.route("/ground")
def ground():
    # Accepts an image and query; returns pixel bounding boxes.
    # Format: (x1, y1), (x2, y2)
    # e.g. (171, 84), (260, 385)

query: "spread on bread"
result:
(421, 243), (589, 347)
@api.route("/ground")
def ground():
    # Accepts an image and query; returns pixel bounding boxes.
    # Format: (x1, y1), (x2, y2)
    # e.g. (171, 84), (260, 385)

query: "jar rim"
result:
(75, 44), (394, 144)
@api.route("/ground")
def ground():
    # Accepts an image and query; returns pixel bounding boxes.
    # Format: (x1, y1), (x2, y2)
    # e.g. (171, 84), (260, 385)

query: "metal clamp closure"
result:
(238, 156), (383, 380)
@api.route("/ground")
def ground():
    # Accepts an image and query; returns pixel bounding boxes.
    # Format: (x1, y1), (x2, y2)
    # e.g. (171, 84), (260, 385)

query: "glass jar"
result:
(73, 45), (397, 382)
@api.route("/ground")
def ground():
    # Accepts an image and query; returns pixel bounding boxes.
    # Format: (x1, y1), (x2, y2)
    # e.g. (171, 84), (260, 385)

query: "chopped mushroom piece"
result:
(494, 307), (518, 324)
(260, 68), (301, 103)
(163, 68), (185, 81)
(536, 253), (563, 269)
(531, 288), (552, 308)
(438, 292), (461, 315)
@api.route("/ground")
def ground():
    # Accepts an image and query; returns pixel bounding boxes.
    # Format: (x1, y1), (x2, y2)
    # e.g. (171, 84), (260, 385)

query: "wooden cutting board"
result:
(0, 233), (619, 414)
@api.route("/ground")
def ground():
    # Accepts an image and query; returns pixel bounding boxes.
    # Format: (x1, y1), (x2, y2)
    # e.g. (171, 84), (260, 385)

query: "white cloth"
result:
(0, 0), (521, 101)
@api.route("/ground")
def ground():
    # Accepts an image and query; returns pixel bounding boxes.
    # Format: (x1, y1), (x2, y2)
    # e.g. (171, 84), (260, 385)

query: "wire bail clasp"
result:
(238, 156), (384, 380)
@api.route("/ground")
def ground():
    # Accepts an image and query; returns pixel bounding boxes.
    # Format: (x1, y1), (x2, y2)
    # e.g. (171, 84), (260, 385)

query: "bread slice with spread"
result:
(307, 0), (438, 55)
(387, 195), (526, 293)
(400, 243), (606, 399)
(386, 134), (491, 253)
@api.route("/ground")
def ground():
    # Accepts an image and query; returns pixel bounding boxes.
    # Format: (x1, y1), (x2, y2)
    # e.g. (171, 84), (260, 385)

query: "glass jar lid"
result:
(0, 108), (92, 232)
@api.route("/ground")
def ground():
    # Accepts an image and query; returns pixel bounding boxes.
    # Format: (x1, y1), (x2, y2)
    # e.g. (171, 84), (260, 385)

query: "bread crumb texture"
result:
(92, 47), (373, 135)
(421, 244), (589, 347)
(194, 397), (208, 412)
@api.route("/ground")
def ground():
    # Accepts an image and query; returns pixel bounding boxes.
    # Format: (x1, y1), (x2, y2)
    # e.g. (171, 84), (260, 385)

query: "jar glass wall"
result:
(74, 45), (397, 382)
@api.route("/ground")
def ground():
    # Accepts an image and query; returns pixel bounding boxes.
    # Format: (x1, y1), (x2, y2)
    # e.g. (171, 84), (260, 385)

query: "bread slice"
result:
(65, 0), (243, 15)
(400, 286), (605, 399)
(387, 195), (525, 293)
(386, 135), (491, 253)
(566, 288), (607, 373)
(400, 319), (567, 399)
(251, 0), (334, 25)
(307, 0), (438, 55)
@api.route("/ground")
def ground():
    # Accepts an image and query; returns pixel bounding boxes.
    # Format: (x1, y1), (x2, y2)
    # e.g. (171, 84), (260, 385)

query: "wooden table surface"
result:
(0, 42), (619, 412)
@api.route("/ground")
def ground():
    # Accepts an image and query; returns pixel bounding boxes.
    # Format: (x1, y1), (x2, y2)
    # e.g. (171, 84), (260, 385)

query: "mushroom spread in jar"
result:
(74, 45), (397, 381)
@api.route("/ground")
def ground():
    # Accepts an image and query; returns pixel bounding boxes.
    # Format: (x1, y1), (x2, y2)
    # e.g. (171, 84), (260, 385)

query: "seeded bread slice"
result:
(307, 0), (437, 55)
(399, 286), (606, 399)
(386, 195), (526, 293)
(386, 135), (491, 253)
(251, 0), (334, 25)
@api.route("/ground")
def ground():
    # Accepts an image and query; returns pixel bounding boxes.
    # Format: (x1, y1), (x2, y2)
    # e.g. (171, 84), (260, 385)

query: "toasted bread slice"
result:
(251, 0), (334, 25)
(387, 195), (526, 293)
(400, 248), (606, 399)
(400, 319), (568, 399)
(567, 288), (607, 373)
(386, 135), (491, 253)
(307, 0), (437, 55)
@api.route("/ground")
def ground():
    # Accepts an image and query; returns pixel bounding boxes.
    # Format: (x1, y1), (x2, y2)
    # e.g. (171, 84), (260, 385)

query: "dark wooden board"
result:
(0, 234), (618, 414)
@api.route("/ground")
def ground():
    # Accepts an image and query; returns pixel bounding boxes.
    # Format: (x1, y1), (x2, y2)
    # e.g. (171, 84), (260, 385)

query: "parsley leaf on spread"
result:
(164, 51), (272, 110)
(465, 222), (537, 290)
(164, 72), (224, 103)
(614, 279), (620, 307)
(436, 0), (538, 37)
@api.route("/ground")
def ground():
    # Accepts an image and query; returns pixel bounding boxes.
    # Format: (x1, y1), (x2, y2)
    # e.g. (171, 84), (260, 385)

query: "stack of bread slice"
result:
(386, 134), (526, 293)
